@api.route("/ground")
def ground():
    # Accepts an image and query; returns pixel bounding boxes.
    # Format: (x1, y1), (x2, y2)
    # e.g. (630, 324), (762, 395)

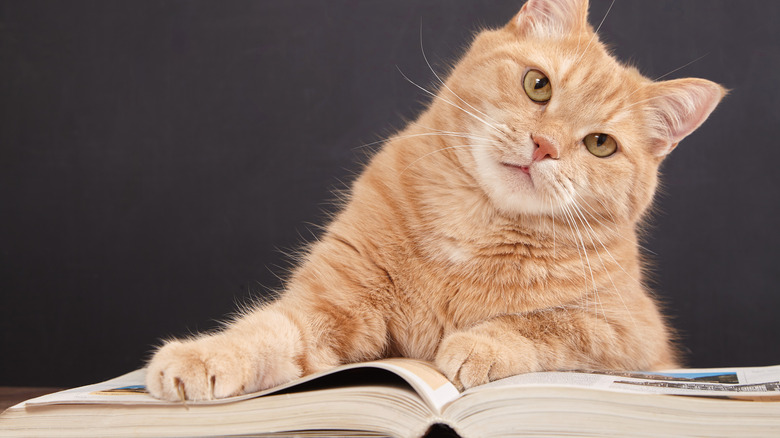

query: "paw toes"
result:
(146, 341), (218, 401)
(457, 356), (492, 388)
(146, 320), (304, 401)
(435, 332), (504, 389)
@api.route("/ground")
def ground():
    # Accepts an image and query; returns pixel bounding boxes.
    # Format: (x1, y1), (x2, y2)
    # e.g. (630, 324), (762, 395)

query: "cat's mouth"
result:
(501, 162), (531, 176)
(499, 161), (535, 189)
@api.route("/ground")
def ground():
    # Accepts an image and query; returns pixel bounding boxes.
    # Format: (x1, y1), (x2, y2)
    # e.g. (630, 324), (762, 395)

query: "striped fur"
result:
(146, 0), (725, 400)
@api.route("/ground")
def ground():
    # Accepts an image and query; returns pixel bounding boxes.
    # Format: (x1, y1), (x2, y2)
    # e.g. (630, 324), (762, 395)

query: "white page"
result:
(21, 359), (460, 412)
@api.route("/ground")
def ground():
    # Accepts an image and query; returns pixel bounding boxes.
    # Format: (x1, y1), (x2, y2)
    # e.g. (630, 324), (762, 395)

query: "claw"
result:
(174, 377), (187, 406)
(208, 375), (216, 400)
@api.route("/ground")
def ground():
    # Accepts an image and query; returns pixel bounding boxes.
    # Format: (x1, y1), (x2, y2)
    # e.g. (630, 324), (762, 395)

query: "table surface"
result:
(0, 387), (63, 413)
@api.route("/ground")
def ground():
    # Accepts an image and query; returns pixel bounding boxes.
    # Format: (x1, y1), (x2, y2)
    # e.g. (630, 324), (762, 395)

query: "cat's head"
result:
(434, 0), (725, 223)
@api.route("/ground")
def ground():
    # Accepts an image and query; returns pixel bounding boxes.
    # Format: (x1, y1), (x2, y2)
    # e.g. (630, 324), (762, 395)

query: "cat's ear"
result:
(645, 78), (727, 156)
(512, 0), (590, 37)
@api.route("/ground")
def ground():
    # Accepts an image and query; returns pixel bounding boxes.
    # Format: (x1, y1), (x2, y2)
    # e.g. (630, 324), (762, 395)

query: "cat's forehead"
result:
(531, 38), (639, 97)
(477, 28), (647, 106)
(523, 38), (647, 127)
(554, 51), (642, 110)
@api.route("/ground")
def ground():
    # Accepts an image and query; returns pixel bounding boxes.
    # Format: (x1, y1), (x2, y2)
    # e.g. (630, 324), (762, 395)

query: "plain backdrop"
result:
(2, 0), (779, 387)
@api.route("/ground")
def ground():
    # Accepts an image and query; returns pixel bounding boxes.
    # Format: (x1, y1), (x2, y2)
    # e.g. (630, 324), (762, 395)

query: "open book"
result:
(2, 358), (780, 437)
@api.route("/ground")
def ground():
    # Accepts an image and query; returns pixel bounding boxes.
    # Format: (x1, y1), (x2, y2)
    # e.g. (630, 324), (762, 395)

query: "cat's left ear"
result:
(645, 78), (727, 156)
(512, 0), (590, 37)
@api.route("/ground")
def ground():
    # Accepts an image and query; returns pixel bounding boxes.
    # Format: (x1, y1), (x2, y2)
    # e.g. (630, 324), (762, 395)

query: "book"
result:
(2, 358), (780, 438)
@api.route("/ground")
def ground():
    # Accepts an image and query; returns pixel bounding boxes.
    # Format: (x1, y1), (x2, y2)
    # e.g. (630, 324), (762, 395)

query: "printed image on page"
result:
(17, 370), (162, 407)
(607, 365), (780, 397)
(464, 365), (780, 399)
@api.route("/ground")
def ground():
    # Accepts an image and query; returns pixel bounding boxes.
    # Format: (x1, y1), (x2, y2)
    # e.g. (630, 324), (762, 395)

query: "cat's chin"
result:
(474, 157), (555, 217)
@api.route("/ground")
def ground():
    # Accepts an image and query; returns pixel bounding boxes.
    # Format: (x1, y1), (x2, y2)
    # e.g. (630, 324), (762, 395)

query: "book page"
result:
(21, 359), (460, 413)
(10, 370), (161, 409)
(464, 364), (780, 399)
(374, 359), (460, 411)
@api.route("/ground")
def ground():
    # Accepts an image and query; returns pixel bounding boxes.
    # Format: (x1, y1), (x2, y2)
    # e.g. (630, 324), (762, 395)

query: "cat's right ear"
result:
(645, 78), (727, 157)
(511, 0), (590, 38)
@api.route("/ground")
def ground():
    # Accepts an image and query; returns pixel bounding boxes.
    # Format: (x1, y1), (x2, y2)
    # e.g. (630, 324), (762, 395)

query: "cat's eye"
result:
(523, 69), (552, 103)
(584, 133), (618, 158)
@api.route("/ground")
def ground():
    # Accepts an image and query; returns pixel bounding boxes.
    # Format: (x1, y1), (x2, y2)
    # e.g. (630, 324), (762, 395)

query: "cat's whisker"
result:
(621, 93), (677, 112)
(409, 122), (498, 139)
(409, 123), (500, 144)
(419, 23), (503, 127)
(566, 182), (618, 225)
(620, 83), (650, 103)
(552, 189), (602, 360)
(568, 195), (648, 317)
(538, 197), (545, 234)
(623, 52), (713, 114)
(570, 192), (618, 231)
(399, 144), (492, 177)
(561, 202), (608, 325)
(569, 200), (638, 330)
(571, 190), (658, 257)
(620, 54), (709, 108)
(396, 66), (506, 136)
(574, 0), (615, 65)
(550, 198), (556, 258)
(654, 53), (710, 82)
(352, 131), (497, 151)
(564, 180), (658, 257)
(551, 196), (556, 258)
(558, 203), (593, 318)
(573, 202), (645, 290)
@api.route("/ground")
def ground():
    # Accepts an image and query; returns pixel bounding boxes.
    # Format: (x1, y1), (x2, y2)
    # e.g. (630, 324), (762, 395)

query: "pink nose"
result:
(532, 134), (560, 162)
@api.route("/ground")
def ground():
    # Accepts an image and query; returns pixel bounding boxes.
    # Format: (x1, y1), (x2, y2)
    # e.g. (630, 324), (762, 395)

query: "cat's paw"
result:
(146, 315), (304, 401)
(435, 331), (538, 389)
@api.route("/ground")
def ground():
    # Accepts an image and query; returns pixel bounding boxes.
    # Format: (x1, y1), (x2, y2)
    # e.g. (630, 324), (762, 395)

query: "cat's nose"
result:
(532, 134), (560, 161)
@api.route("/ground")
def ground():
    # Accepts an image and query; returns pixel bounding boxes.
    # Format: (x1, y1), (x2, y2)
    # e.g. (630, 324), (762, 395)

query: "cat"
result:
(146, 0), (725, 401)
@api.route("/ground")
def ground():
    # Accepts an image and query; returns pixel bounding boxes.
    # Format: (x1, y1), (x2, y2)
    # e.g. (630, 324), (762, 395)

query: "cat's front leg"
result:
(435, 317), (542, 389)
(146, 308), (306, 401)
(435, 306), (675, 389)
(146, 242), (392, 401)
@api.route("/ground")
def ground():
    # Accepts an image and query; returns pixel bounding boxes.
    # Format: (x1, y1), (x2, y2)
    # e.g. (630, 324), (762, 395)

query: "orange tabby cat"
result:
(147, 0), (725, 400)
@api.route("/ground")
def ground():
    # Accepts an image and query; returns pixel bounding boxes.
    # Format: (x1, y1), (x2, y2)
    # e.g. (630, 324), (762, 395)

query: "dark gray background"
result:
(2, 0), (778, 387)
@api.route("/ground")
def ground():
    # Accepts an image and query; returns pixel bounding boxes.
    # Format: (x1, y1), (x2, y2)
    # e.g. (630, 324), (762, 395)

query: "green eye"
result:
(584, 133), (618, 158)
(523, 69), (552, 103)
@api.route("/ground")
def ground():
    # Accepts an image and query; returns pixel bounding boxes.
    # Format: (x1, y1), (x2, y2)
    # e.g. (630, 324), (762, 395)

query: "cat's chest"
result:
(387, 248), (560, 360)
(401, 242), (564, 323)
